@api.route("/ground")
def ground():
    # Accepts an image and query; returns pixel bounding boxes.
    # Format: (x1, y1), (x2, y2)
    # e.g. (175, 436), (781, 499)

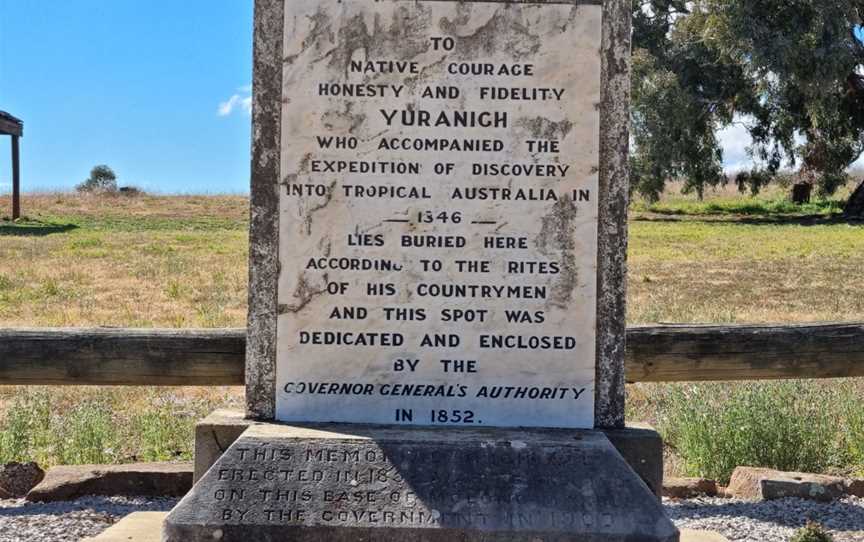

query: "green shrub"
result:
(791, 522), (834, 542)
(657, 381), (849, 483)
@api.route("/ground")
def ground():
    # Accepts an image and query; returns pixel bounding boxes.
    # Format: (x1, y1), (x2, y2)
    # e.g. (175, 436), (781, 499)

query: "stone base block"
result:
(601, 422), (664, 498)
(194, 409), (261, 483)
(166, 423), (678, 541)
(194, 410), (665, 499)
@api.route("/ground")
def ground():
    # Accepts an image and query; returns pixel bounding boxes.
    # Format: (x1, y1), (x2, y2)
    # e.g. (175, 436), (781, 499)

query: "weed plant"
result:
(791, 522), (834, 542)
(0, 387), (241, 467)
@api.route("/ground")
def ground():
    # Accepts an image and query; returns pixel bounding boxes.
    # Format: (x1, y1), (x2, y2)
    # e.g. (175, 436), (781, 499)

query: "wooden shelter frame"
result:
(0, 111), (23, 220)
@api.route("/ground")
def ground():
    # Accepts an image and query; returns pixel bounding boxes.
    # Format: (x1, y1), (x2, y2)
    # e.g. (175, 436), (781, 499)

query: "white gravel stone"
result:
(665, 495), (864, 542)
(0, 496), (177, 542)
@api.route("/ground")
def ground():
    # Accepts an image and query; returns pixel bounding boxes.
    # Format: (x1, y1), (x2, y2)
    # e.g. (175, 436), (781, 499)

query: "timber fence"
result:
(0, 323), (862, 385)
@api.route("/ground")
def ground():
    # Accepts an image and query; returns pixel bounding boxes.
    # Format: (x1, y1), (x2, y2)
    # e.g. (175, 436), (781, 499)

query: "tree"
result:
(631, 0), (864, 212)
(77, 165), (118, 193)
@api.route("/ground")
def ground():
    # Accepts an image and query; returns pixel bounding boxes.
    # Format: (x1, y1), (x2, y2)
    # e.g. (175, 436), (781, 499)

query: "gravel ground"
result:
(0, 497), (178, 542)
(666, 495), (864, 541)
(1, 495), (863, 541)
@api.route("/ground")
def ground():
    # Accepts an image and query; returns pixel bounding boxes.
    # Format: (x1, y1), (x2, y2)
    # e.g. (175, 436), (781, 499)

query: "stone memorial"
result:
(164, 0), (678, 539)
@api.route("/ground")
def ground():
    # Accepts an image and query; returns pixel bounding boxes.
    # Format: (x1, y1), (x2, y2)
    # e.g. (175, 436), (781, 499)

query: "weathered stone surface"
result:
(601, 422), (664, 497)
(726, 467), (773, 500)
(595, 0), (632, 431)
(242, 0), (637, 430)
(845, 478), (864, 497)
(196, 411), (668, 498)
(82, 512), (166, 542)
(194, 409), (259, 483)
(761, 475), (845, 502)
(0, 461), (43, 498)
(26, 462), (192, 502)
(165, 424), (678, 541)
(271, 0), (601, 430)
(662, 478), (718, 499)
(245, 0), (282, 421)
(726, 467), (845, 502)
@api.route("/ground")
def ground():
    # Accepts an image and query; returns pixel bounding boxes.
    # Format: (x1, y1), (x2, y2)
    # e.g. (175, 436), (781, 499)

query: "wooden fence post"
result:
(11, 135), (20, 220)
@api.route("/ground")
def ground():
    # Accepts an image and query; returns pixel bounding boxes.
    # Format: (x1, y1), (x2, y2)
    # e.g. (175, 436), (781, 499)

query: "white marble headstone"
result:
(275, 0), (601, 428)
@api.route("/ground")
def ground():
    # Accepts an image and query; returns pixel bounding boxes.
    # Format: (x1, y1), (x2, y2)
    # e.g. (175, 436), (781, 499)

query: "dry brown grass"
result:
(2, 192), (248, 222)
(1, 191), (863, 473)
(0, 193), (248, 327)
(3, 191), (863, 327)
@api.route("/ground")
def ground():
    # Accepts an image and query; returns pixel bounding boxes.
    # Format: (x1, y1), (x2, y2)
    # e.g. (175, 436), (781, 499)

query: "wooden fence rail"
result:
(1, 323), (863, 386)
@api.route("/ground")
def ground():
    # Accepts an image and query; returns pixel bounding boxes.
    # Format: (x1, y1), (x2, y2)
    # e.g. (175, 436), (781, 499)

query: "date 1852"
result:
(430, 409), (477, 424)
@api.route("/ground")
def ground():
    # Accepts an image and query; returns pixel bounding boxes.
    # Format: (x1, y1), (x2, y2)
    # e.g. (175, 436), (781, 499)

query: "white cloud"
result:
(218, 85), (252, 117)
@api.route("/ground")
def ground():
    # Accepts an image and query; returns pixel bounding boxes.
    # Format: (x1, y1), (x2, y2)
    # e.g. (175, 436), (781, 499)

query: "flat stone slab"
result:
(82, 514), (729, 542)
(662, 478), (718, 499)
(83, 512), (166, 542)
(165, 424), (677, 541)
(27, 462), (192, 502)
(679, 530), (729, 542)
(726, 467), (846, 502)
(84, 514), (731, 542)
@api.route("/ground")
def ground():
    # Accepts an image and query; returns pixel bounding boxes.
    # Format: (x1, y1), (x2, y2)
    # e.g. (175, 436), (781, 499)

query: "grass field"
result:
(1, 189), (863, 478)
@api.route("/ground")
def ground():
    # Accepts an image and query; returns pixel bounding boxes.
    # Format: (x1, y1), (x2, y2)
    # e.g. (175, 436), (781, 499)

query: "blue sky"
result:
(0, 1), (254, 194)
(0, 2), (802, 195)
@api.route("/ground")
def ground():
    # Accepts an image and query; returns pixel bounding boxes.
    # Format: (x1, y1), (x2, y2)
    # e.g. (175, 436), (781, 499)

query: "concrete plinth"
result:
(166, 423), (677, 541)
(83, 512), (165, 541)
(194, 410), (665, 498)
(86, 514), (727, 542)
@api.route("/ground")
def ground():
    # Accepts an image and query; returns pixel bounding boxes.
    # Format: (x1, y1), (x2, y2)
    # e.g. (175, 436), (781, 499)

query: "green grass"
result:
(639, 380), (864, 483)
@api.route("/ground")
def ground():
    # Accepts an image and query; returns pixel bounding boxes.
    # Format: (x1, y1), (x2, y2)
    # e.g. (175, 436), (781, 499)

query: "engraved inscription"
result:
(202, 438), (611, 531)
(276, 0), (601, 428)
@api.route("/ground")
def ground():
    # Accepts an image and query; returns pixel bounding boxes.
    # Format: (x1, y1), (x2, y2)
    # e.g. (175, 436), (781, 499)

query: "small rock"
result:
(845, 478), (864, 498)
(26, 462), (192, 502)
(727, 467), (774, 500)
(727, 466), (845, 502)
(663, 478), (718, 499)
(0, 462), (45, 498)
